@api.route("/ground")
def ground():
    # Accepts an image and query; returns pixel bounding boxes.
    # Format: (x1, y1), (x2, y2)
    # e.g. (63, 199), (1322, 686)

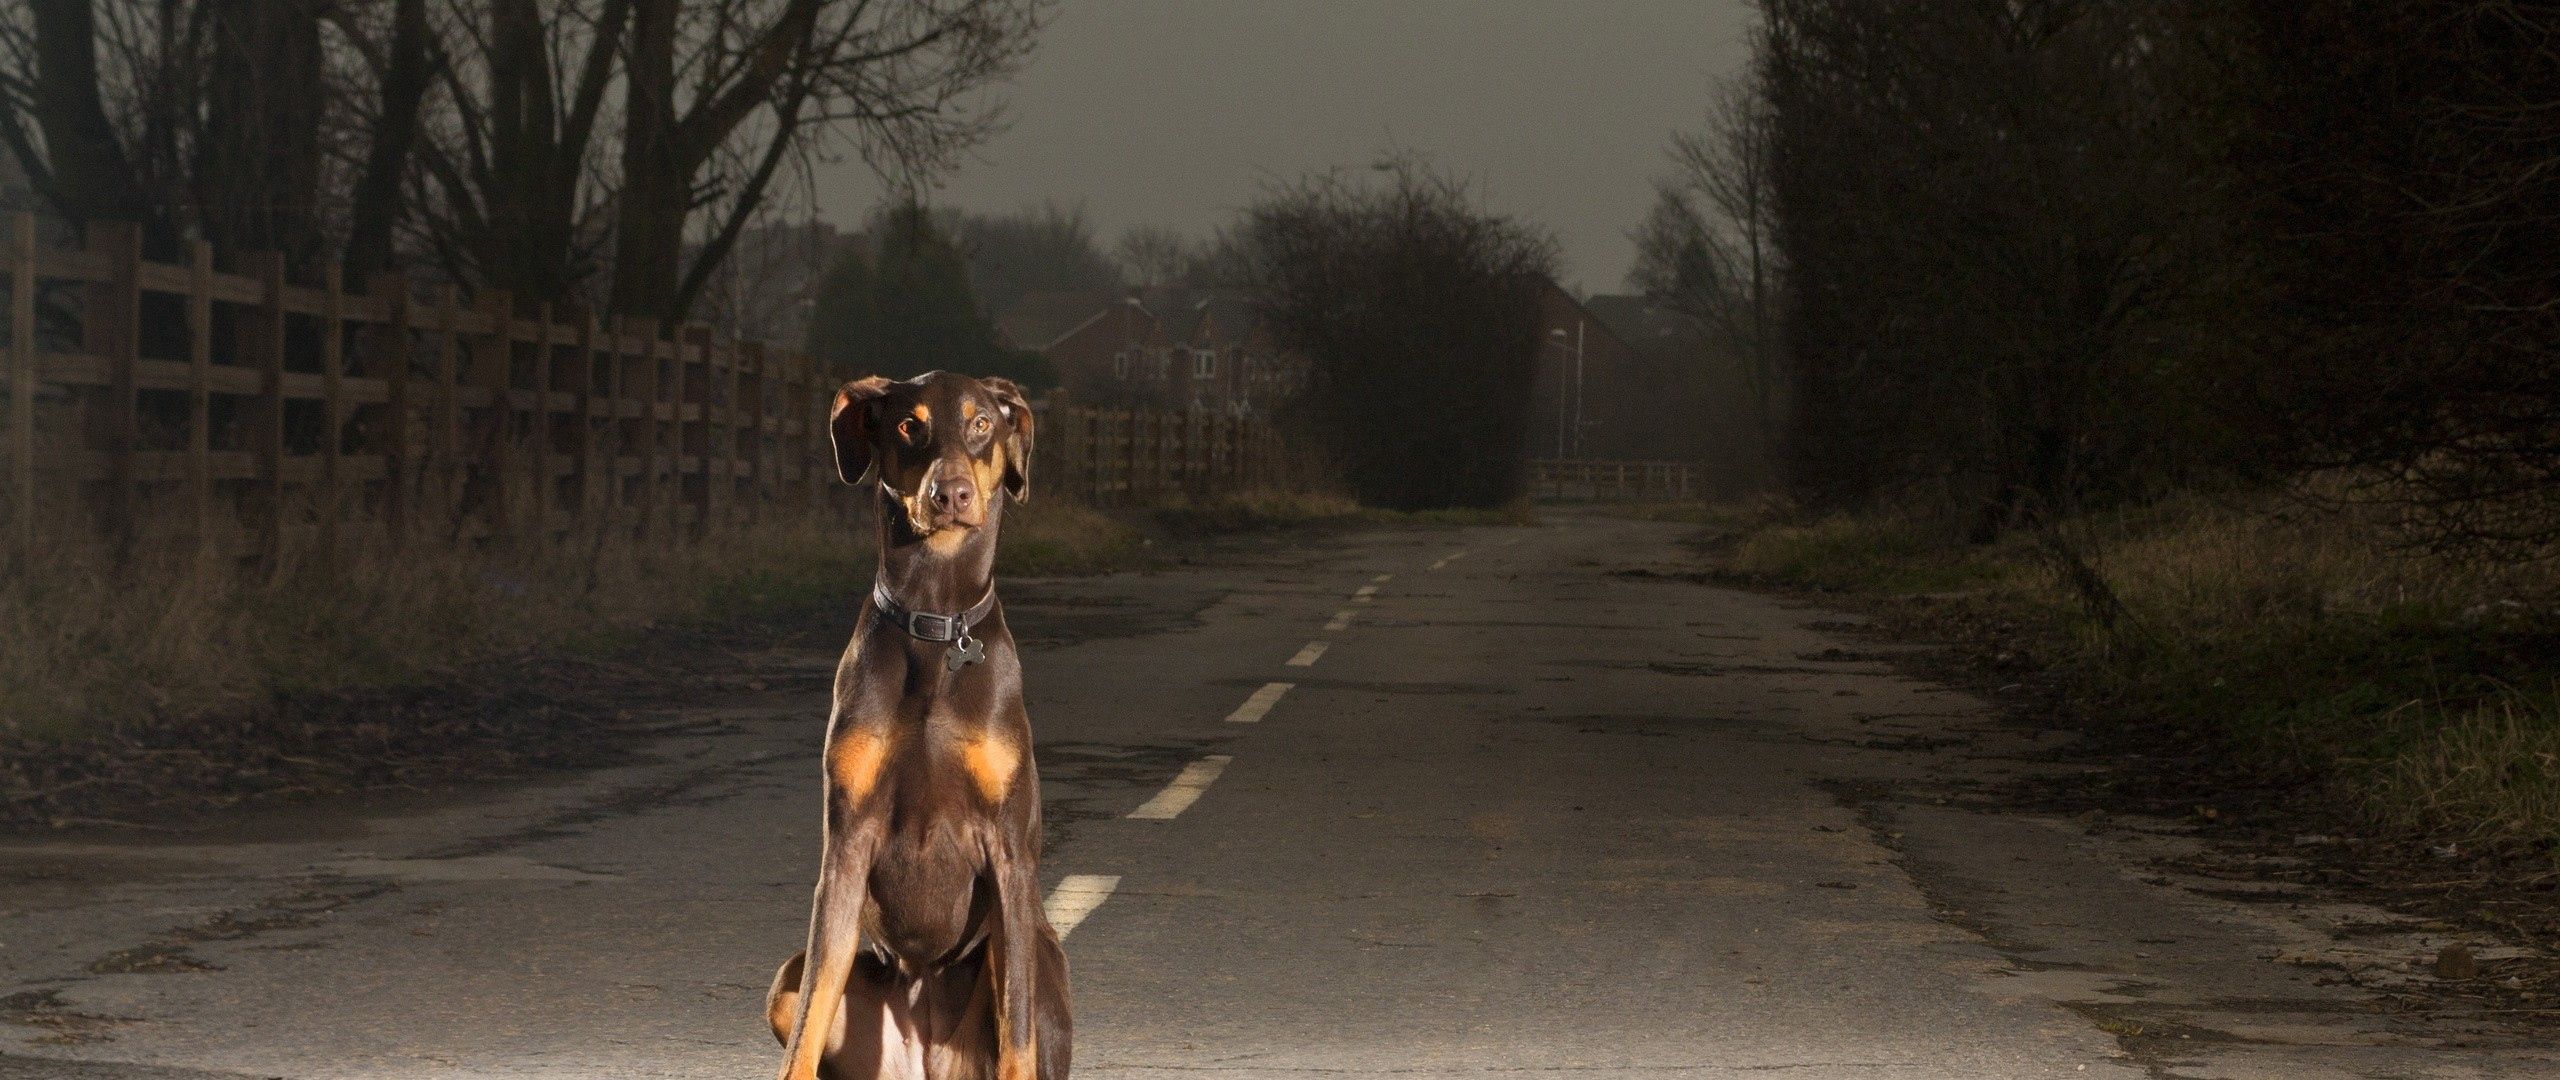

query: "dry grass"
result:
(0, 497), (1143, 742)
(1709, 482), (2560, 854)
(2368, 696), (2560, 845)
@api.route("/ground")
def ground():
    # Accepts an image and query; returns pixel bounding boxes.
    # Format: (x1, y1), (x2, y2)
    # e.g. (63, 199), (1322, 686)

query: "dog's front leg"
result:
(779, 807), (881, 1080)
(986, 834), (1047, 1080)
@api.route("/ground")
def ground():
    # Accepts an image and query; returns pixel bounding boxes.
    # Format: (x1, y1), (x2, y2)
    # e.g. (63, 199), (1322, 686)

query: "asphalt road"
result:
(1, 516), (2553, 1079)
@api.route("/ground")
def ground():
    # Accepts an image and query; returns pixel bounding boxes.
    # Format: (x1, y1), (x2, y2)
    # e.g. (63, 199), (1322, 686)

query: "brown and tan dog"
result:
(768, 371), (1070, 1080)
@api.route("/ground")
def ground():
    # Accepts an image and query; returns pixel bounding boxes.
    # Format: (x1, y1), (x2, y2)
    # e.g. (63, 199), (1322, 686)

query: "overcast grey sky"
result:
(813, 0), (1762, 295)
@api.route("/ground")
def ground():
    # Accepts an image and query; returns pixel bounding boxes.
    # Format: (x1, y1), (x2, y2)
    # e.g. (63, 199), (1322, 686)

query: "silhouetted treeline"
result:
(1736, 0), (2243, 536)
(1235, 160), (1557, 510)
(809, 206), (1056, 390)
(2230, 4), (2560, 552)
(945, 202), (1126, 317)
(1687, 0), (2560, 551)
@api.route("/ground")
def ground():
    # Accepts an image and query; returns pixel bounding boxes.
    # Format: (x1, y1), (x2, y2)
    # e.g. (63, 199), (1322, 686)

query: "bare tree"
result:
(340, 0), (439, 284)
(2, 1), (167, 248)
(3, 0), (439, 272)
(1113, 224), (1195, 291)
(1758, 0), (2229, 528)
(4, 0), (1043, 322)
(2232, 1), (2560, 554)
(609, 0), (1046, 321)
(947, 199), (1122, 313)
(408, 0), (632, 306)
(1631, 74), (1783, 451)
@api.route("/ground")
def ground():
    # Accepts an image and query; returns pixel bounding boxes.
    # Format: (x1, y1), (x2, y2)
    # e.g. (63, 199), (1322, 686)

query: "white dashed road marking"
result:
(1324, 610), (1355, 631)
(1287, 641), (1330, 667)
(1430, 548), (1470, 571)
(1127, 755), (1233, 820)
(1352, 585), (1378, 603)
(1224, 681), (1296, 723)
(1044, 875), (1120, 937)
(1371, 573), (1393, 583)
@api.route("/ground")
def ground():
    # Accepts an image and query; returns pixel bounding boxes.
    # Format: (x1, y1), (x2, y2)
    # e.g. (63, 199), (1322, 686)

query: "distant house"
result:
(996, 288), (1308, 416)
(1526, 277), (1655, 461)
(993, 289), (1122, 356)
(1565, 288), (1773, 488)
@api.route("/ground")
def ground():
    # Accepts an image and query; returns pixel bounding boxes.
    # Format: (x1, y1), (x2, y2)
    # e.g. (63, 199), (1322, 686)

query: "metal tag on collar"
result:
(947, 631), (986, 672)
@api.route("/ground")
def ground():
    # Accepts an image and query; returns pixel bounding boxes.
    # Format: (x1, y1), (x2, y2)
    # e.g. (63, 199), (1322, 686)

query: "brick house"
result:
(1526, 276), (1657, 461)
(996, 288), (1307, 416)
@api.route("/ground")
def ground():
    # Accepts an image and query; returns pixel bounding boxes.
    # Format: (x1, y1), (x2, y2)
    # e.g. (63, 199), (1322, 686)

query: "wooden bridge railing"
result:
(0, 213), (1286, 561)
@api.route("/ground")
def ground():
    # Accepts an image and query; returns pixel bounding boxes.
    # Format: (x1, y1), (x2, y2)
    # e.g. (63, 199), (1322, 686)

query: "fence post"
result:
(572, 307), (600, 526)
(318, 264), (347, 558)
(701, 327), (723, 535)
(184, 240), (214, 547)
(248, 251), (287, 566)
(528, 302), (555, 544)
(1128, 410), (1146, 504)
(743, 342), (769, 520)
(788, 354), (812, 508)
(478, 291), (516, 540)
(371, 273), (412, 540)
(633, 319), (663, 540)
(8, 212), (36, 554)
(674, 325), (703, 538)
(807, 356), (830, 509)
(605, 315), (634, 531)
(1067, 407), (1085, 503)
(430, 286), (461, 529)
(85, 222), (142, 551)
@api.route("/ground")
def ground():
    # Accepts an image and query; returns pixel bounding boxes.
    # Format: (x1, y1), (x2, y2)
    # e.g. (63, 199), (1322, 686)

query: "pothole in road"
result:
(0, 990), (136, 1046)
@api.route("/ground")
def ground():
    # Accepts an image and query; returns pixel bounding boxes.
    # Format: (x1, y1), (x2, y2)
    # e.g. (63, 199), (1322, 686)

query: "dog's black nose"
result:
(932, 476), (977, 515)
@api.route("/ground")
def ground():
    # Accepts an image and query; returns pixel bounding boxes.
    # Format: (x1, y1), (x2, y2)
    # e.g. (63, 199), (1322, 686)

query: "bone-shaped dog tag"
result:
(947, 634), (986, 672)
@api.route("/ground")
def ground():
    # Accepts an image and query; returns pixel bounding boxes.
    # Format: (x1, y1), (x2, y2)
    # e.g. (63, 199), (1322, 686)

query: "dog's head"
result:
(830, 371), (1034, 539)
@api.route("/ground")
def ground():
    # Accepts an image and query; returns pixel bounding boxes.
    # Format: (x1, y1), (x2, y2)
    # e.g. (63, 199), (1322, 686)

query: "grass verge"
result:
(1697, 489), (2560, 858)
(0, 497), (1145, 825)
(0, 499), (1142, 743)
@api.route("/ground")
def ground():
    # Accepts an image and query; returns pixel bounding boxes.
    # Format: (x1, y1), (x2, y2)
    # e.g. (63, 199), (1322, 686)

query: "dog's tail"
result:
(766, 951), (807, 1046)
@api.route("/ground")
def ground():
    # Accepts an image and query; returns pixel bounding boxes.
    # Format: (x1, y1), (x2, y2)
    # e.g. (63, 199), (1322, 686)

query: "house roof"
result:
(1137, 288), (1261, 346)
(1582, 293), (1701, 346)
(1528, 276), (1648, 360)
(994, 289), (1121, 351)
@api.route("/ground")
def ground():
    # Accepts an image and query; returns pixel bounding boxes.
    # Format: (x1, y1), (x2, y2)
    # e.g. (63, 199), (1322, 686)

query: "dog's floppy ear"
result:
(981, 376), (1034, 503)
(830, 376), (894, 485)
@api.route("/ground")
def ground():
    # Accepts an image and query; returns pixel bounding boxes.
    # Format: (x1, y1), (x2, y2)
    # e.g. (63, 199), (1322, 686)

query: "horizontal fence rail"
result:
(0, 214), (1286, 561)
(1532, 458), (1699, 502)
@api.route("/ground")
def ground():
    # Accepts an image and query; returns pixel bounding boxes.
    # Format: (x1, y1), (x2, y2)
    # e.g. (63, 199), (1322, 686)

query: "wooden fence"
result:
(0, 213), (1285, 561)
(1532, 458), (1700, 502)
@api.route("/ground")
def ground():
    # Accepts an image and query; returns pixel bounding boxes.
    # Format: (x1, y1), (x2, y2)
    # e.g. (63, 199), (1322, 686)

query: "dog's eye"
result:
(971, 415), (993, 437)
(896, 418), (924, 443)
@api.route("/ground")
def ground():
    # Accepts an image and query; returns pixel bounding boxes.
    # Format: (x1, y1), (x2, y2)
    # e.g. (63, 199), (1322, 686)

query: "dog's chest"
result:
(866, 817), (986, 965)
(858, 718), (1018, 966)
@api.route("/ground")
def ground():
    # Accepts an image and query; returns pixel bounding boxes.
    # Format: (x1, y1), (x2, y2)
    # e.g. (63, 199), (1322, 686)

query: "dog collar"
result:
(871, 578), (998, 671)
